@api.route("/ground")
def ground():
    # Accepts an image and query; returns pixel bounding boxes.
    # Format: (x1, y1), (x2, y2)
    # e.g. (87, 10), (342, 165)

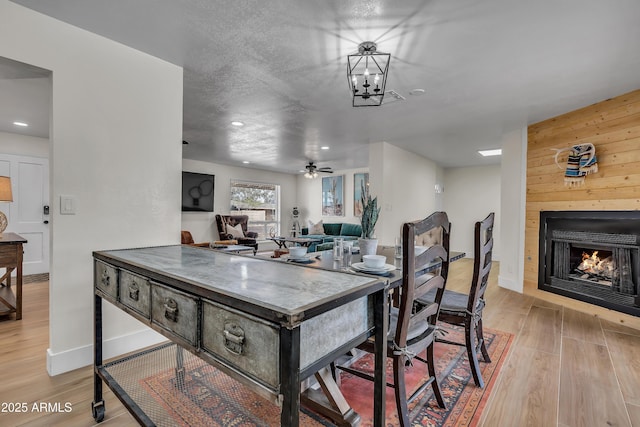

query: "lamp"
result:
(347, 41), (391, 107)
(304, 171), (318, 179)
(0, 176), (13, 235)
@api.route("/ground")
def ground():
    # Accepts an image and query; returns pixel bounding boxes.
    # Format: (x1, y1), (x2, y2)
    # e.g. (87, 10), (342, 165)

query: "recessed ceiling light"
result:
(13, 121), (28, 127)
(231, 121), (244, 127)
(320, 146), (330, 150)
(242, 161), (250, 164)
(409, 89), (425, 96)
(478, 149), (502, 157)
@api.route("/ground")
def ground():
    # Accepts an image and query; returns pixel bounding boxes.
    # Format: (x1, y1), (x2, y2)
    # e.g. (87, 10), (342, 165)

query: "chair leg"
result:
(426, 344), (446, 409)
(477, 318), (491, 363)
(393, 354), (410, 427)
(465, 320), (485, 389)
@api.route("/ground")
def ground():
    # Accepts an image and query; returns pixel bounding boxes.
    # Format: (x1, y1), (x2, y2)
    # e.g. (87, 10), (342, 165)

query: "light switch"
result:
(60, 195), (76, 215)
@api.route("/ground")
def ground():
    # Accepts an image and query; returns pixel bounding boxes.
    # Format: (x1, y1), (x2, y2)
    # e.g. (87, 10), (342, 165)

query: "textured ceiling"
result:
(5, 0), (640, 173)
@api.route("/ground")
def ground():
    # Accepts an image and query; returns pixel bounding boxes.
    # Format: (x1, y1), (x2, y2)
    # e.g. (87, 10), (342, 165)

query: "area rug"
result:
(141, 327), (513, 426)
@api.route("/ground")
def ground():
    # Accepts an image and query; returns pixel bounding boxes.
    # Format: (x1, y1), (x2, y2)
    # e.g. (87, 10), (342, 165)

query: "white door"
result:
(0, 154), (50, 275)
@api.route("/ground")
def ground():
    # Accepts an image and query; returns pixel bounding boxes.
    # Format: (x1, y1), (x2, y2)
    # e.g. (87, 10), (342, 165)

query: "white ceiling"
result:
(5, 0), (640, 173)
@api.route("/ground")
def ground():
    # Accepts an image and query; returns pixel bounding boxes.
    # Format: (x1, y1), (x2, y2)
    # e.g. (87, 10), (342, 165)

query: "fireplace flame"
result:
(578, 251), (614, 277)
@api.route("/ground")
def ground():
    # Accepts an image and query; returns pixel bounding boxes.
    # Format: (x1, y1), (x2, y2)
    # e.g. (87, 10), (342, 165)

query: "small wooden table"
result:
(0, 232), (27, 320)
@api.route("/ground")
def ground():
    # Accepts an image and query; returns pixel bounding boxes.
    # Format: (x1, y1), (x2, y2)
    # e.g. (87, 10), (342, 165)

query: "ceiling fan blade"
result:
(317, 167), (333, 171)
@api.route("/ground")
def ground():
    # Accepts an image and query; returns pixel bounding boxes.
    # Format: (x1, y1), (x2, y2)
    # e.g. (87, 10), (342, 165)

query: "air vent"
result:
(382, 90), (406, 105)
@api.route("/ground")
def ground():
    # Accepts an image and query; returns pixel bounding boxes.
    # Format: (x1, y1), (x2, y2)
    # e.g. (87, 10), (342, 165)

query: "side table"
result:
(0, 232), (27, 320)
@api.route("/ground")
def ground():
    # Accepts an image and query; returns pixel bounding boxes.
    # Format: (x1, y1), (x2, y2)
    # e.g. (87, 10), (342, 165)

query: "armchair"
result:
(215, 214), (259, 254)
(180, 231), (210, 248)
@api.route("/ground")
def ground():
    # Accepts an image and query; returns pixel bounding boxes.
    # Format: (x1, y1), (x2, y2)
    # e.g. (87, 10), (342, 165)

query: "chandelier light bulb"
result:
(364, 68), (370, 78)
(374, 74), (380, 84)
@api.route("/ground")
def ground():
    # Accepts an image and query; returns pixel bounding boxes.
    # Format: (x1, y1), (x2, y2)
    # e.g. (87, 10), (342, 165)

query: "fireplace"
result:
(539, 211), (640, 317)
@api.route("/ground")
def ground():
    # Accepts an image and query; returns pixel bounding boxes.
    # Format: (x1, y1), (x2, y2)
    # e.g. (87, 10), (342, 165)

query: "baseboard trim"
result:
(498, 275), (523, 293)
(46, 328), (165, 376)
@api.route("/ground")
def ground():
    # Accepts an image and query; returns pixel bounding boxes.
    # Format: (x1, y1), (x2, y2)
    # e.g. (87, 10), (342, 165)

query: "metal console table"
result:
(92, 245), (388, 426)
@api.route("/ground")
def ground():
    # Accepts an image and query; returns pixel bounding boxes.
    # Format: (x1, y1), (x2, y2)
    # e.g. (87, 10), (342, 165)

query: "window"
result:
(229, 180), (280, 239)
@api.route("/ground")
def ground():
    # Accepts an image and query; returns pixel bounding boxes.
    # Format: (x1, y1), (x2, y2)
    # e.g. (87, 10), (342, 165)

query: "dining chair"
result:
(337, 211), (451, 426)
(417, 212), (494, 388)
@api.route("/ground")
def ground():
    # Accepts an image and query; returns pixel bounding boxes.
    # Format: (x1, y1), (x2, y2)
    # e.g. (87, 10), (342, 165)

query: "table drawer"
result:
(0, 245), (18, 267)
(151, 283), (199, 346)
(95, 261), (119, 300)
(119, 270), (151, 318)
(202, 300), (279, 389)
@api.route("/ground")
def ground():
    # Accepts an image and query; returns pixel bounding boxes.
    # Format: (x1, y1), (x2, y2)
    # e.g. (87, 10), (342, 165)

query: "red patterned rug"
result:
(141, 326), (513, 426)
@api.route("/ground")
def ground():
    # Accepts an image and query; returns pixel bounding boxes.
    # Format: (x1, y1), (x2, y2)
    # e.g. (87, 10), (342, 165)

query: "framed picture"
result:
(354, 172), (369, 216)
(322, 175), (344, 216)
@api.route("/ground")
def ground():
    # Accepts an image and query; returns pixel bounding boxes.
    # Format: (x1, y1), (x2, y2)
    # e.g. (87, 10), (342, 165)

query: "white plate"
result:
(351, 262), (396, 273)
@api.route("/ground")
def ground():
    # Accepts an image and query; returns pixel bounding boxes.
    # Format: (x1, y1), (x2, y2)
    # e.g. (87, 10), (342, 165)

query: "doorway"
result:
(0, 56), (52, 276)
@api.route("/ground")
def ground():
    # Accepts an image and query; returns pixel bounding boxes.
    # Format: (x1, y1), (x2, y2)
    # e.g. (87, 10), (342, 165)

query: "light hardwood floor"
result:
(1, 259), (639, 426)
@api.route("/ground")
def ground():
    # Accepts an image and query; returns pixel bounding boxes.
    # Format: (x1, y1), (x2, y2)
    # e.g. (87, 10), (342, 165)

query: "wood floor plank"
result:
(601, 318), (640, 337)
(604, 330), (640, 406)
(483, 307), (528, 336)
(562, 308), (606, 345)
(495, 289), (534, 316)
(532, 297), (563, 310)
(559, 337), (631, 427)
(627, 403), (640, 426)
(517, 305), (562, 354)
(481, 346), (559, 426)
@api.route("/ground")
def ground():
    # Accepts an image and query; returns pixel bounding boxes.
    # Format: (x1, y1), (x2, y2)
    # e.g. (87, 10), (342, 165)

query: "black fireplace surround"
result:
(539, 211), (640, 317)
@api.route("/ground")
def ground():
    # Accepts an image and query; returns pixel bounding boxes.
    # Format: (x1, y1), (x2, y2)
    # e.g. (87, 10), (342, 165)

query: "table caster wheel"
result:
(92, 401), (105, 422)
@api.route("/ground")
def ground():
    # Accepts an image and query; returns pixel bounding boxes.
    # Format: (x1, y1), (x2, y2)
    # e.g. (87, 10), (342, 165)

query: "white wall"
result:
(1, 1), (183, 374)
(370, 142), (441, 246)
(443, 165), (501, 260)
(498, 127), (527, 292)
(0, 132), (49, 158)
(182, 159), (298, 247)
(296, 167), (368, 229)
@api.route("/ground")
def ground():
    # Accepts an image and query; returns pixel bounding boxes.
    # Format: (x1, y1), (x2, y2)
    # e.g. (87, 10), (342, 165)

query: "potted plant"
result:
(358, 182), (381, 256)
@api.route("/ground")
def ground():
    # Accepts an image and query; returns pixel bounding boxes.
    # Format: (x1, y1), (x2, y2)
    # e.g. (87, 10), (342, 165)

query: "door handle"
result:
(44, 220), (49, 224)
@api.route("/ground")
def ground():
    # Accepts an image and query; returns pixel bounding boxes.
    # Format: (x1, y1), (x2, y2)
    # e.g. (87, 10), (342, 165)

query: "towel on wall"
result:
(554, 143), (598, 187)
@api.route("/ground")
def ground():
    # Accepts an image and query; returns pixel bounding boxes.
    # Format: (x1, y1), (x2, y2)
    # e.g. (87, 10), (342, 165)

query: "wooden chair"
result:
(338, 211), (451, 426)
(417, 212), (494, 388)
(180, 230), (210, 248)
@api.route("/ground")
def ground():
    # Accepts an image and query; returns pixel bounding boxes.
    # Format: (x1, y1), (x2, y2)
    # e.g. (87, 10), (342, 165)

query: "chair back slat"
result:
(414, 274), (443, 301)
(415, 245), (447, 270)
(398, 212), (451, 349)
(467, 213), (495, 314)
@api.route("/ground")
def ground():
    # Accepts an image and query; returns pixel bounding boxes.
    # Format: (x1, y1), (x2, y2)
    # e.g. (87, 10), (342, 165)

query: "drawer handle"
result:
(164, 298), (179, 322)
(101, 270), (110, 287)
(223, 322), (245, 355)
(128, 282), (139, 301)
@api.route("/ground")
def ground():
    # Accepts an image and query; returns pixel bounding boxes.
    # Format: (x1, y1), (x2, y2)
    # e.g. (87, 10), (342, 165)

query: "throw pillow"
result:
(226, 223), (245, 239)
(308, 219), (325, 235)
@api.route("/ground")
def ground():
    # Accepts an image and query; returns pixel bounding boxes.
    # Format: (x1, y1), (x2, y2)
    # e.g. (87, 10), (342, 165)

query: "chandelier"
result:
(347, 41), (391, 107)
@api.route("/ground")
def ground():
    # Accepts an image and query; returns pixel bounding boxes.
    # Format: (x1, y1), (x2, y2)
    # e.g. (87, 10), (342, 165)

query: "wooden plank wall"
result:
(525, 88), (640, 329)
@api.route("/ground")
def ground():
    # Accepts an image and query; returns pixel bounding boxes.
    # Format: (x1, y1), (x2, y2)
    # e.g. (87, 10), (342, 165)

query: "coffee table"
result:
(209, 243), (254, 254)
(267, 236), (322, 249)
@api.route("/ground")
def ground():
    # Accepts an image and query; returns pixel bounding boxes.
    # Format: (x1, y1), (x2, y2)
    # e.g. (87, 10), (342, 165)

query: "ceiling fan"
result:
(303, 161), (333, 178)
